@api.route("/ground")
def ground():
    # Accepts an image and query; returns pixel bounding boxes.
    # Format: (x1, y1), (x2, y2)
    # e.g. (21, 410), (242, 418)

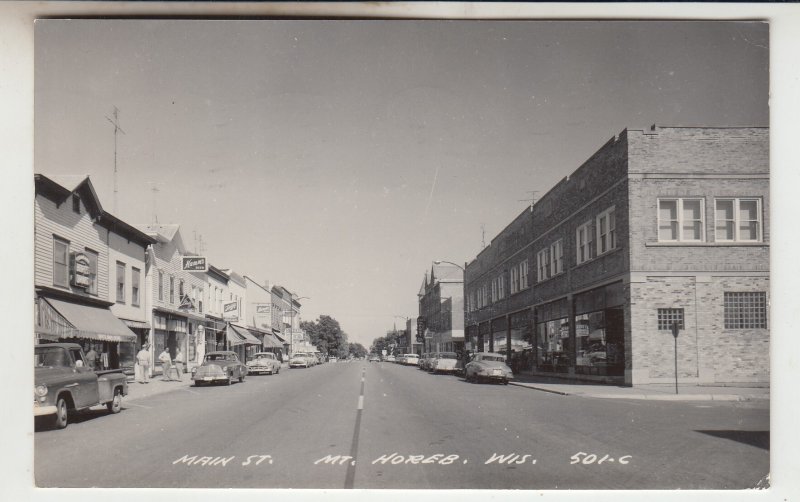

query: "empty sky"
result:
(34, 20), (769, 348)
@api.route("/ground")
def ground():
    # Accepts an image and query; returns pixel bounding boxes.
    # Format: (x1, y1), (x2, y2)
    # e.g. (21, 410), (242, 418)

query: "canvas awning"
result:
(262, 334), (283, 348)
(43, 298), (136, 343)
(227, 324), (261, 346)
(120, 319), (150, 330)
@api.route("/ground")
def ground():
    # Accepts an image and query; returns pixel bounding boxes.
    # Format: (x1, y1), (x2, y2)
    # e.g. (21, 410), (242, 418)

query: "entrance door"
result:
(604, 308), (625, 376)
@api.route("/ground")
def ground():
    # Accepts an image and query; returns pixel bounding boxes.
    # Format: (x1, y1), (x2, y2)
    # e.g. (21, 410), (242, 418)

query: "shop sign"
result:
(70, 252), (91, 289)
(416, 317), (426, 338)
(223, 301), (239, 321)
(181, 256), (208, 272)
(255, 304), (270, 314)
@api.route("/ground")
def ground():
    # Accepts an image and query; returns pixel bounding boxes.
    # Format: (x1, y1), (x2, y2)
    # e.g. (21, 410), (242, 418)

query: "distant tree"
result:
(348, 342), (367, 359)
(300, 315), (348, 357)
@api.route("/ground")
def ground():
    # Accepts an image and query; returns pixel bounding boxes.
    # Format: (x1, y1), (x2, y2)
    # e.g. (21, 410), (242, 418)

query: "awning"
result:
(228, 324), (261, 346)
(120, 319), (150, 330)
(43, 298), (137, 343)
(262, 334), (283, 348)
(272, 330), (287, 343)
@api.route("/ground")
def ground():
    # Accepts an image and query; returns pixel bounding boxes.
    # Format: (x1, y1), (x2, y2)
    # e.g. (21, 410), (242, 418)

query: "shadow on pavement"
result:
(695, 430), (770, 450)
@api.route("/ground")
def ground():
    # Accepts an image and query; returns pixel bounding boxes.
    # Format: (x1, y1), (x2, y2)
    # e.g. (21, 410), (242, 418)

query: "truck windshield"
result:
(35, 346), (71, 368)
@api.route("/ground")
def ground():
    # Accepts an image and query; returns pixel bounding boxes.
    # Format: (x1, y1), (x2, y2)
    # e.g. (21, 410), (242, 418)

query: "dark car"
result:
(192, 351), (247, 386)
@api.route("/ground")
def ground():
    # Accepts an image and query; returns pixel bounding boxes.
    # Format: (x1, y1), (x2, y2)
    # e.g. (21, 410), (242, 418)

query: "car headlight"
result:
(35, 384), (48, 398)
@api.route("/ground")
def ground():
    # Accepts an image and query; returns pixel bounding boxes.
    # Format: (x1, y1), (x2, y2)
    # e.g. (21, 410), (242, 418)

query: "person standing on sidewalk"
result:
(174, 348), (185, 379)
(136, 344), (151, 384)
(158, 348), (174, 381)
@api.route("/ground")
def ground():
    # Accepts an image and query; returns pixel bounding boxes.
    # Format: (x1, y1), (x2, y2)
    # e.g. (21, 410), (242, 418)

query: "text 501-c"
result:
(570, 452), (631, 465)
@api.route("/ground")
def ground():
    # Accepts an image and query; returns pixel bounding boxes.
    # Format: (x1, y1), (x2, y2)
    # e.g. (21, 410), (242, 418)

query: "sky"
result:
(34, 20), (769, 349)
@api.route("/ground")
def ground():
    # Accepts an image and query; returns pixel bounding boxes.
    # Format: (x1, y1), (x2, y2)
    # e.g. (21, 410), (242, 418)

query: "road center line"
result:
(357, 395), (364, 410)
(345, 366), (366, 488)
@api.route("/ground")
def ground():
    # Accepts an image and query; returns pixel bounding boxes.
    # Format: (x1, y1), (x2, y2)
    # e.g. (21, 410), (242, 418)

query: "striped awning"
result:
(227, 324), (261, 346)
(121, 319), (150, 330)
(41, 298), (136, 343)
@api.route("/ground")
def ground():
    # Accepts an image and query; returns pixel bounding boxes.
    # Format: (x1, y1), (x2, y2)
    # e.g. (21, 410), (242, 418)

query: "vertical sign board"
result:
(182, 256), (208, 272)
(416, 317), (426, 342)
(223, 301), (239, 322)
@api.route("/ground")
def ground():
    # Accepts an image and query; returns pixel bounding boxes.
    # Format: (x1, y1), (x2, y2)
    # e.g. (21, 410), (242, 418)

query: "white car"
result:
(329, 357), (338, 363)
(403, 354), (419, 366)
(430, 352), (460, 374)
(246, 352), (282, 375)
(289, 352), (313, 368)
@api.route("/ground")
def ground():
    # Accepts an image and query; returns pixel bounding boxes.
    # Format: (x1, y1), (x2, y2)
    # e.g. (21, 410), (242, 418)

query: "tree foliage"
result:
(348, 342), (368, 359)
(369, 331), (404, 356)
(300, 315), (349, 358)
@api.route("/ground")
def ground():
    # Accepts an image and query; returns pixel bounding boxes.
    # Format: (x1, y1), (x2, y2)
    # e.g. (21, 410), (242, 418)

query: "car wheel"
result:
(504, 380), (509, 385)
(53, 397), (69, 429)
(226, 374), (232, 386)
(106, 390), (122, 414)
(276, 367), (280, 374)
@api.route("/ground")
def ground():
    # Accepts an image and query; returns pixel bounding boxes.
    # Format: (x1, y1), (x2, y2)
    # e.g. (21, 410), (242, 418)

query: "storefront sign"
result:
(223, 301), (239, 321)
(255, 304), (271, 314)
(416, 317), (426, 338)
(70, 252), (91, 289)
(182, 256), (208, 272)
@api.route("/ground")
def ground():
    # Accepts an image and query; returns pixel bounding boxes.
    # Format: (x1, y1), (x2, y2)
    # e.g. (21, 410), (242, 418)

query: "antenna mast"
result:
(519, 190), (539, 212)
(105, 107), (125, 214)
(146, 181), (165, 224)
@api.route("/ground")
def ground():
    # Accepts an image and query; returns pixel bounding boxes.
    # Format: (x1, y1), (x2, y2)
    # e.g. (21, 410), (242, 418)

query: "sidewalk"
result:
(124, 372), (194, 402)
(509, 374), (770, 402)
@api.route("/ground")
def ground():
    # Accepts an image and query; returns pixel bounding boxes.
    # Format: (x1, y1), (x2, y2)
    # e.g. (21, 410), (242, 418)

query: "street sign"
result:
(671, 322), (681, 338)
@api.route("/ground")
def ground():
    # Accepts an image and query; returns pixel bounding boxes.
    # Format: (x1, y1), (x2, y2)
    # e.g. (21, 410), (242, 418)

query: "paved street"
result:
(35, 361), (768, 489)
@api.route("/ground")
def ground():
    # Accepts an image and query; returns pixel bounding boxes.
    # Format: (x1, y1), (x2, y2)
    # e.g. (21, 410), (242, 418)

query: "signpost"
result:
(671, 321), (680, 395)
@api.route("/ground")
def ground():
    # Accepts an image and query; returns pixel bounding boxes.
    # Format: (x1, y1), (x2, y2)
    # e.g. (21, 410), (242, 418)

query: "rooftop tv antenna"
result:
(481, 224), (486, 249)
(519, 190), (539, 212)
(105, 107), (125, 214)
(146, 181), (165, 224)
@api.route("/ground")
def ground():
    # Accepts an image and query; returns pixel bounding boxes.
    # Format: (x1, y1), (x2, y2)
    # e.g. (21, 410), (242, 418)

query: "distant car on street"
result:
(430, 352), (460, 374)
(403, 353), (419, 366)
(368, 354), (381, 363)
(385, 355), (396, 363)
(192, 351), (247, 386)
(289, 352), (315, 368)
(246, 352), (281, 375)
(464, 352), (513, 385)
(328, 356), (338, 363)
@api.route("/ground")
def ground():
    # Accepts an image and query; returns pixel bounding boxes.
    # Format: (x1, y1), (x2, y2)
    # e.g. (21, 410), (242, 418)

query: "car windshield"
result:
(440, 352), (458, 359)
(482, 355), (505, 362)
(206, 353), (233, 362)
(255, 354), (273, 359)
(35, 346), (71, 368)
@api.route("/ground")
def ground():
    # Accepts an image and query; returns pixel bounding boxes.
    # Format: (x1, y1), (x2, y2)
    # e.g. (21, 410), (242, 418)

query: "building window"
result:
(511, 267), (519, 294)
(498, 275), (505, 300)
(53, 237), (69, 288)
(715, 198), (762, 242)
(550, 239), (563, 277)
(84, 248), (98, 296)
(158, 270), (164, 301)
(537, 248), (550, 282)
(199, 288), (204, 313)
(519, 260), (529, 290)
(116, 261), (126, 303)
(658, 199), (704, 242)
(169, 276), (175, 304)
(657, 308), (685, 331)
(491, 278), (498, 303)
(597, 206), (618, 253)
(724, 292), (767, 329)
(132, 267), (141, 307)
(179, 279), (184, 299)
(576, 221), (595, 264)
(72, 194), (80, 214)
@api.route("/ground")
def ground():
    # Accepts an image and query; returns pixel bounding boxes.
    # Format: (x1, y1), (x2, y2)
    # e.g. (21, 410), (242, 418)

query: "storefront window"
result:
(509, 311), (534, 373)
(535, 317), (570, 373)
(575, 308), (624, 376)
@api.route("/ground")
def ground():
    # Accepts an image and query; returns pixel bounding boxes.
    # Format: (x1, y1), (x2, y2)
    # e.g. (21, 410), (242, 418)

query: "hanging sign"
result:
(182, 256), (208, 272)
(223, 301), (239, 321)
(70, 252), (91, 289)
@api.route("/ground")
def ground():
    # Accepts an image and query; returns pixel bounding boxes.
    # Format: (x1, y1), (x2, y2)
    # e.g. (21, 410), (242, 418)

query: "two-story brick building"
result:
(34, 174), (155, 372)
(464, 126), (769, 386)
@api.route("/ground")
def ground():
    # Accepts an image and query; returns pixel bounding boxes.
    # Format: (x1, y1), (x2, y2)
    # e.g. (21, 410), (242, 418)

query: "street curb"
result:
(508, 382), (769, 401)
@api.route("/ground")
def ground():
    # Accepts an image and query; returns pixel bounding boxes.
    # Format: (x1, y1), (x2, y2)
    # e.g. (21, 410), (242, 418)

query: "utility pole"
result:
(106, 107), (125, 214)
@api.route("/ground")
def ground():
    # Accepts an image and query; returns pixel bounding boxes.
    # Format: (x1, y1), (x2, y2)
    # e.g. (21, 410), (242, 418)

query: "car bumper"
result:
(193, 374), (227, 382)
(34, 402), (57, 416)
(289, 362), (307, 368)
(247, 366), (273, 373)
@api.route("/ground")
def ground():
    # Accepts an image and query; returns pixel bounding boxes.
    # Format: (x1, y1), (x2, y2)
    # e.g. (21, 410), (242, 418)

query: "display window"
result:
(535, 317), (571, 373)
(574, 308), (624, 376)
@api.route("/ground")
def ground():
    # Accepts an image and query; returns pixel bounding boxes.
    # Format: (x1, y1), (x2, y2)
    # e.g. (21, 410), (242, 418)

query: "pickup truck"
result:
(34, 342), (128, 429)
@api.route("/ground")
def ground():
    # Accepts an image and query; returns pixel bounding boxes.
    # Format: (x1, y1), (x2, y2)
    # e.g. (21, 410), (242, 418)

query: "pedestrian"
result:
(136, 344), (151, 383)
(158, 348), (173, 381)
(85, 345), (98, 370)
(174, 348), (185, 378)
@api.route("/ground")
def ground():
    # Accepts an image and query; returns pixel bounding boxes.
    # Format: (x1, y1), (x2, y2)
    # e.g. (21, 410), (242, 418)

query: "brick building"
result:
(418, 263), (465, 354)
(464, 126), (769, 386)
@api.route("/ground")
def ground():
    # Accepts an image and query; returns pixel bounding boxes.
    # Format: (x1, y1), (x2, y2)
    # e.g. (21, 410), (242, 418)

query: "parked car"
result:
(246, 352), (281, 375)
(385, 355), (396, 363)
(423, 352), (440, 371)
(404, 353), (419, 366)
(368, 354), (381, 363)
(418, 353), (430, 370)
(192, 351), (247, 385)
(464, 352), (513, 384)
(289, 352), (313, 368)
(430, 352), (460, 374)
(34, 343), (128, 429)
(328, 356), (338, 363)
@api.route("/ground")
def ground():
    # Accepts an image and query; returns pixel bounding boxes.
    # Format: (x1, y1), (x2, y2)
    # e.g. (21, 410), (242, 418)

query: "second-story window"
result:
(116, 261), (126, 304)
(550, 239), (563, 277)
(597, 206), (618, 252)
(658, 199), (703, 242)
(72, 194), (80, 214)
(132, 267), (140, 306)
(498, 274), (505, 300)
(53, 237), (69, 288)
(179, 279), (185, 300)
(519, 259), (529, 290)
(576, 221), (595, 264)
(169, 276), (175, 304)
(715, 198), (762, 242)
(537, 248), (551, 282)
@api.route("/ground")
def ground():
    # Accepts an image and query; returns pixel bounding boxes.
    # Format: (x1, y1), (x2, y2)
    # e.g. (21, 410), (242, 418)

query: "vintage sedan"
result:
(430, 352), (460, 374)
(192, 351), (247, 386)
(246, 352), (282, 375)
(289, 352), (313, 368)
(464, 352), (514, 385)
